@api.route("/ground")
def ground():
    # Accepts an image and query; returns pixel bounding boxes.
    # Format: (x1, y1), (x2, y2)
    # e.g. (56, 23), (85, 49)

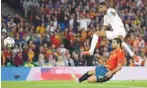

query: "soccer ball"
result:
(4, 37), (15, 48)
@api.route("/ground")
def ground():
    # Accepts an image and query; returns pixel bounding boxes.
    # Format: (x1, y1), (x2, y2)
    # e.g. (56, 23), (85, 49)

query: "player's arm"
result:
(105, 64), (123, 78)
(111, 63), (123, 74)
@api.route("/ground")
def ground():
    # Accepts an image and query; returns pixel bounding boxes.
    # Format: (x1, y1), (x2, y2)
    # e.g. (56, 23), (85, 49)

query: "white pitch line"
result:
(5, 83), (147, 88)
(55, 84), (147, 88)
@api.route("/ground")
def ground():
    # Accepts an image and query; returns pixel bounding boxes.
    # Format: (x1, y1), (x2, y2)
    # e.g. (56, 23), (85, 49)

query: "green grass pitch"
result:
(2, 80), (147, 88)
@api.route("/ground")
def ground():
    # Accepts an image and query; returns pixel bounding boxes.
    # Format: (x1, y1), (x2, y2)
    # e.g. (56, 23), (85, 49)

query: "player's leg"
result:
(117, 35), (133, 56)
(117, 35), (139, 62)
(78, 69), (95, 82)
(82, 31), (107, 55)
(87, 75), (111, 83)
(87, 75), (97, 83)
(75, 65), (110, 83)
(88, 65), (111, 83)
(122, 42), (139, 62)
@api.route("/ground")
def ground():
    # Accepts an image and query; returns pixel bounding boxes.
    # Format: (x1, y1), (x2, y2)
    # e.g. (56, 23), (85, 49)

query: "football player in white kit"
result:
(82, 2), (139, 62)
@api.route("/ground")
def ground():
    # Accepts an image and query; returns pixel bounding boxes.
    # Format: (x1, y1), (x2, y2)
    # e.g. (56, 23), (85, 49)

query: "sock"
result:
(89, 34), (99, 54)
(79, 71), (92, 82)
(122, 42), (134, 57)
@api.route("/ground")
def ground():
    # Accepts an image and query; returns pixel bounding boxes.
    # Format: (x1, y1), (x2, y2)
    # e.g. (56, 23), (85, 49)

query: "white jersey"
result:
(104, 8), (125, 33)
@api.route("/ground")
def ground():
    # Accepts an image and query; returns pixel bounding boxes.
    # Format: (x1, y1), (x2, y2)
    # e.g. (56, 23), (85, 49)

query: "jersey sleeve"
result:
(103, 16), (109, 26)
(117, 50), (125, 65)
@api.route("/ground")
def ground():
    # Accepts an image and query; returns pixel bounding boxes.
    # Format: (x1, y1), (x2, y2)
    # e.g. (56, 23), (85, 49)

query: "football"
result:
(4, 37), (15, 48)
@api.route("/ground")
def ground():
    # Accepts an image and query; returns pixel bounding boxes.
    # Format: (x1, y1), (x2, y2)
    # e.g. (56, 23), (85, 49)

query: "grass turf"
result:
(2, 80), (147, 88)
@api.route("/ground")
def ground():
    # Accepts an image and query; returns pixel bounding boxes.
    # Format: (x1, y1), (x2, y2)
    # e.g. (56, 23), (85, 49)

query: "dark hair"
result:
(113, 38), (122, 47)
(99, 2), (107, 6)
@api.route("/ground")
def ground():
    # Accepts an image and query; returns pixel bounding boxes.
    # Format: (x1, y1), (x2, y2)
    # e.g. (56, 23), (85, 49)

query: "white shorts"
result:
(106, 30), (126, 40)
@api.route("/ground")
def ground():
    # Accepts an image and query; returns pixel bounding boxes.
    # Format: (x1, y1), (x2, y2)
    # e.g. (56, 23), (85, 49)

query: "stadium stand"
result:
(1, 0), (147, 67)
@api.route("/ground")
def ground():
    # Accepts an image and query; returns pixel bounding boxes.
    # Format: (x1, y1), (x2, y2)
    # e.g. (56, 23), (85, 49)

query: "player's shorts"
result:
(95, 65), (112, 82)
(106, 28), (126, 40)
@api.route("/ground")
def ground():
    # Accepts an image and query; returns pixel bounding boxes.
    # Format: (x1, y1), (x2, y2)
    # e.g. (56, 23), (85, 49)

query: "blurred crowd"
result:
(1, 0), (147, 67)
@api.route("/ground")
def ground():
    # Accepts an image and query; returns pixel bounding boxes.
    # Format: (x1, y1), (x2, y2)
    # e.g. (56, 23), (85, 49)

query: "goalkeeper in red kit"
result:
(72, 38), (125, 83)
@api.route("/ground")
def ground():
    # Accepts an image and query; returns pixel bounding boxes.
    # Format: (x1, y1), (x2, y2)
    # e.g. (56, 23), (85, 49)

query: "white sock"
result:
(89, 34), (99, 55)
(122, 42), (134, 57)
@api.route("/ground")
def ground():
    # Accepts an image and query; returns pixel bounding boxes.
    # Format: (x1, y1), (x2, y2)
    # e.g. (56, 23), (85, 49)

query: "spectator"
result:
(129, 58), (135, 66)
(12, 45), (20, 58)
(22, 0), (32, 18)
(54, 1), (60, 9)
(77, 15), (91, 31)
(43, 60), (53, 67)
(64, 53), (74, 66)
(63, 16), (69, 29)
(78, 53), (87, 66)
(140, 48), (147, 67)
(48, 54), (56, 66)
(1, 23), (7, 33)
(53, 17), (58, 29)
(133, 36), (140, 54)
(1, 51), (6, 66)
(139, 34), (145, 48)
(24, 59), (34, 67)
(13, 52), (23, 67)
(27, 48), (34, 62)
(73, 37), (81, 53)
(50, 32), (61, 48)
(14, 14), (20, 24)
(37, 53), (45, 67)
(93, 49), (100, 65)
(7, 18), (16, 28)
(69, 14), (74, 28)
(3, 47), (12, 66)
(46, 21), (55, 33)
(48, 0), (53, 9)
(1, 0), (147, 67)
(33, 15), (42, 28)
(36, 23), (45, 36)
(80, 29), (88, 43)
(72, 52), (80, 66)
(56, 56), (65, 67)
(60, 44), (66, 55)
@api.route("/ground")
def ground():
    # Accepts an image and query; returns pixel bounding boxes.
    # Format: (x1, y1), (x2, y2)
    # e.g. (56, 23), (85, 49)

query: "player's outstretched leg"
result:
(71, 72), (79, 83)
(122, 42), (139, 62)
(87, 65), (111, 83)
(75, 69), (95, 82)
(78, 71), (92, 82)
(87, 75), (97, 83)
(82, 31), (106, 55)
